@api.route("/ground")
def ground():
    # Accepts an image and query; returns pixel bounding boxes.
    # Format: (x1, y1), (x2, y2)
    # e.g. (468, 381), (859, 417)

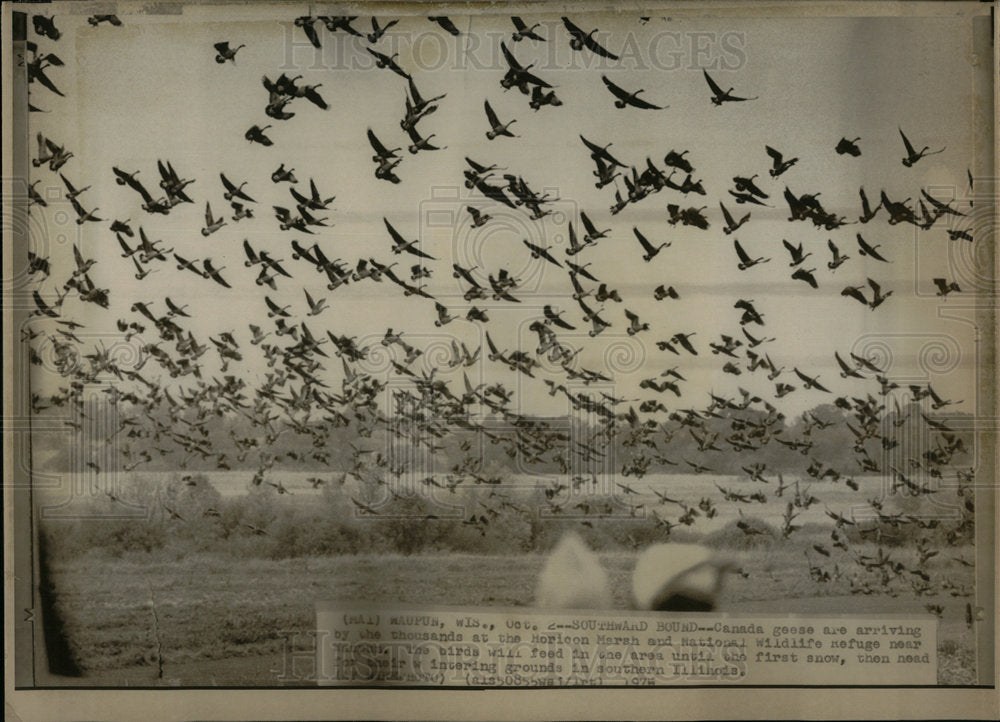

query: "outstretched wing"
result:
(720, 202), (736, 226)
(601, 75), (630, 101)
(367, 128), (392, 156)
(898, 128), (916, 156)
(703, 69), (724, 96)
(733, 239), (752, 265)
(383, 218), (407, 248)
(484, 99), (500, 126)
(500, 41), (524, 71)
(582, 34), (619, 60)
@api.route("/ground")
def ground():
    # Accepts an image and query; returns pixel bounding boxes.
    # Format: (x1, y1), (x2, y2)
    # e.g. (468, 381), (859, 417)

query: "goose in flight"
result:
(791, 266), (818, 289)
(624, 309), (649, 336)
(543, 305), (575, 330)
(366, 48), (410, 79)
(271, 164), (297, 183)
(733, 239), (769, 270)
(858, 187), (881, 223)
(781, 239), (811, 267)
(429, 16), (460, 35)
(765, 145), (798, 177)
(367, 17), (399, 43)
(719, 202), (750, 234)
(201, 202), (226, 236)
(23, 45), (64, 98)
(69, 197), (102, 224)
(385, 218), (435, 259)
(793, 367), (831, 393)
(523, 240), (562, 268)
(220, 173), (256, 203)
(580, 134), (626, 168)
(653, 284), (678, 301)
(561, 17), (619, 59)
(88, 14), (122, 26)
(245, 125), (273, 146)
(500, 41), (552, 93)
(202, 259), (230, 288)
(290, 179), (335, 210)
(600, 75), (665, 109)
(213, 41), (244, 63)
(465, 205), (490, 227)
(703, 69), (757, 105)
(367, 128), (400, 163)
(932, 278), (961, 297)
(841, 284), (869, 307)
(899, 128), (944, 167)
(295, 16), (321, 48)
(826, 238), (849, 270)
(59, 173), (90, 201)
(836, 136), (861, 156)
(511, 16), (545, 42)
(529, 85), (562, 110)
(856, 233), (890, 263)
(33, 14), (61, 40)
(406, 125), (445, 153)
(633, 227), (669, 261)
(484, 99), (517, 139)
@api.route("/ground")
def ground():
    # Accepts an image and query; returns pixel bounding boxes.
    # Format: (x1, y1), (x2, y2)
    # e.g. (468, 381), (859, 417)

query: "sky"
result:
(22, 5), (991, 422)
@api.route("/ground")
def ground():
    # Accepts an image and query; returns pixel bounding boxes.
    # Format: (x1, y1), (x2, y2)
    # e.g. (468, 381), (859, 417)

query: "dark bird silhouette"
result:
(88, 14), (122, 26)
(867, 278), (892, 309)
(561, 17), (619, 59)
(500, 41), (553, 94)
(511, 16), (545, 42)
(765, 145), (798, 177)
(214, 41), (245, 63)
(295, 17), (322, 48)
(733, 239), (769, 270)
(899, 128), (944, 167)
(367, 17), (399, 43)
(69, 197), (102, 224)
(385, 218), (435, 259)
(827, 238), (849, 270)
(220, 172), (255, 203)
(484, 99), (517, 139)
(653, 284), (679, 301)
(366, 48), (410, 79)
(720, 202), (750, 234)
(782, 239), (812, 267)
(429, 16), (461, 36)
(581, 134), (626, 168)
(543, 305), (575, 330)
(932, 278), (961, 297)
(793, 367), (831, 393)
(601, 75), (665, 109)
(857, 187), (881, 223)
(245, 125), (273, 146)
(33, 15), (61, 40)
(856, 233), (890, 262)
(703, 69), (756, 105)
(792, 268), (819, 288)
(836, 137), (861, 156)
(406, 125), (445, 153)
(633, 227), (669, 261)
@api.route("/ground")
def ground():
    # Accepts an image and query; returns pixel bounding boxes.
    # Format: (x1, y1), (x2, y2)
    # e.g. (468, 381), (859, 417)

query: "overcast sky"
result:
(25, 6), (989, 420)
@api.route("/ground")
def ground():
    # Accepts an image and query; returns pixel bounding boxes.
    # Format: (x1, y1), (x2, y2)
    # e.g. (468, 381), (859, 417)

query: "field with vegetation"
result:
(38, 471), (977, 686)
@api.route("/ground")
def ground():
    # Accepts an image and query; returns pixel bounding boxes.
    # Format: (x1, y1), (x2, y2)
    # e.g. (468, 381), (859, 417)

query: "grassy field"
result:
(42, 538), (977, 687)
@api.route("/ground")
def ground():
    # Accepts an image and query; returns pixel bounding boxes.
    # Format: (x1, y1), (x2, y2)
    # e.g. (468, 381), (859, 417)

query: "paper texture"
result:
(3, 1), (997, 719)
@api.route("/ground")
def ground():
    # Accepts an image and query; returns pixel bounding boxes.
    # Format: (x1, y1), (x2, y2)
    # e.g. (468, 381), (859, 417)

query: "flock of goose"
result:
(21, 12), (978, 605)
